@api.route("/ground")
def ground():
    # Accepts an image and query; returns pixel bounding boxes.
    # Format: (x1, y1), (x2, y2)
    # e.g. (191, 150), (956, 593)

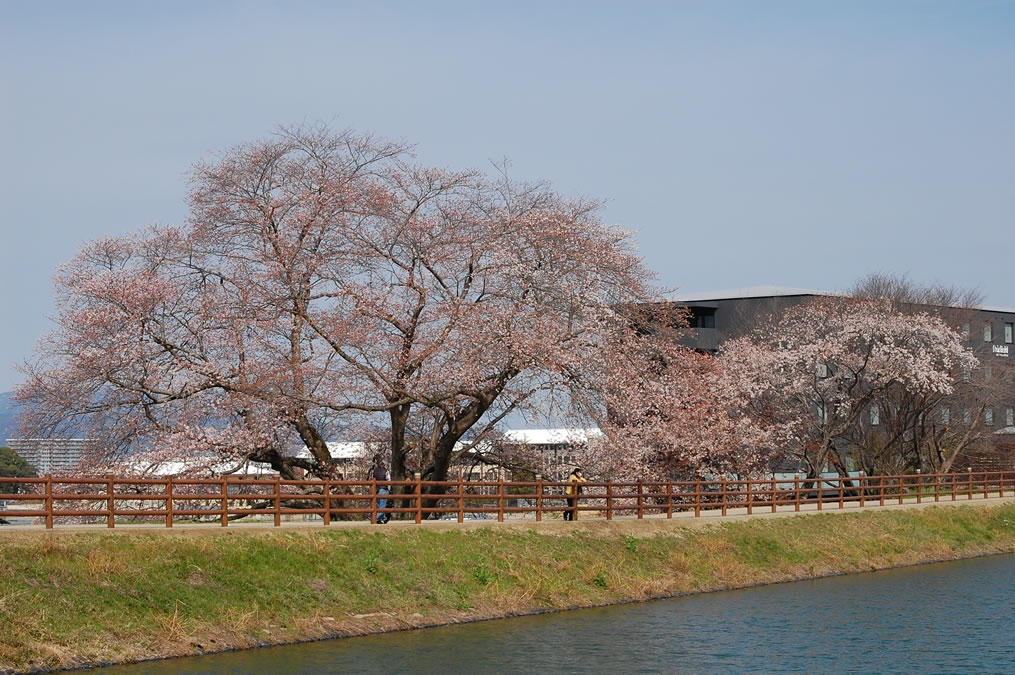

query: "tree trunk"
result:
(388, 403), (411, 480)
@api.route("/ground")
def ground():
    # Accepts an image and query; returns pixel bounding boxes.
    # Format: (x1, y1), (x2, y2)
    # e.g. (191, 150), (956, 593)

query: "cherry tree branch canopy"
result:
(566, 309), (783, 481)
(17, 124), (673, 483)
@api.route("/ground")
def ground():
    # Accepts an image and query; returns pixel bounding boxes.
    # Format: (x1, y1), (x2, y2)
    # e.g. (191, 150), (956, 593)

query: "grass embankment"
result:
(3, 503), (1015, 673)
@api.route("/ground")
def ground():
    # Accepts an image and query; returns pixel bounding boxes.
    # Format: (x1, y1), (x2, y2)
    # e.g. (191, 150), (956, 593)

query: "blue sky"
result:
(2, 1), (1014, 391)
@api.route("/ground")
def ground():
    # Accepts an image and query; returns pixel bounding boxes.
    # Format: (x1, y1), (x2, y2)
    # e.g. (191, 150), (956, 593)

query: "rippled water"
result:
(103, 554), (1015, 674)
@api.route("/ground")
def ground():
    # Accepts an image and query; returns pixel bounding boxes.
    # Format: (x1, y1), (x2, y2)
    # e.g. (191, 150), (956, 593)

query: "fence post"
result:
(720, 477), (728, 516)
(793, 474), (800, 512)
(770, 476), (777, 513)
(323, 479), (331, 527)
(636, 477), (644, 519)
(858, 471), (865, 508)
(694, 478), (701, 517)
(106, 473), (115, 529)
(166, 477), (174, 528)
(747, 477), (753, 515)
(667, 479), (674, 518)
(415, 472), (422, 524)
(535, 474), (543, 522)
(45, 474), (53, 529)
(369, 478), (377, 524)
(983, 471), (989, 500)
(880, 473), (885, 506)
(839, 475), (845, 509)
(273, 475), (281, 527)
(220, 478), (229, 527)
(458, 475), (464, 523)
(915, 469), (921, 504)
(605, 479), (613, 520)
(968, 467), (973, 500)
(497, 474), (504, 522)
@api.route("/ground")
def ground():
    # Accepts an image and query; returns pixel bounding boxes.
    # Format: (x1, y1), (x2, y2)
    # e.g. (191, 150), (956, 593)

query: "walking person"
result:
(368, 454), (391, 524)
(564, 467), (586, 521)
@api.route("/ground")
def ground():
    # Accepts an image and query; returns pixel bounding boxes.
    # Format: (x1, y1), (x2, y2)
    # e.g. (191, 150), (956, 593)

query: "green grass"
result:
(2, 503), (1014, 673)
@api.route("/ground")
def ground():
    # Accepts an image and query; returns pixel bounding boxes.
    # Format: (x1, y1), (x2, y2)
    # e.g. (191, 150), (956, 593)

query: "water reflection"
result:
(101, 554), (1015, 674)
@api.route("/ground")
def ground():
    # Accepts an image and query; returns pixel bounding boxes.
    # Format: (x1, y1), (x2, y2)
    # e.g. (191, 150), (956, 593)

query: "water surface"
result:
(103, 554), (1015, 674)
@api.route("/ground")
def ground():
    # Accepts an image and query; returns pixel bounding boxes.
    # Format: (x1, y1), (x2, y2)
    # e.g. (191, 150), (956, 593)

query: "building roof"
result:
(501, 428), (604, 445)
(670, 286), (1015, 314)
(981, 305), (1015, 315)
(294, 441), (369, 461)
(121, 455), (280, 477)
(669, 286), (834, 303)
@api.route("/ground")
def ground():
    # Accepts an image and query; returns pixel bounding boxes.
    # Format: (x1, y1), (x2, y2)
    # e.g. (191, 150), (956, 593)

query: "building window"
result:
(941, 407), (950, 425)
(984, 322), (992, 342)
(1006, 322), (1013, 344)
(961, 367), (970, 383)
(817, 362), (829, 378)
(870, 405), (880, 426)
(688, 307), (716, 329)
(962, 322), (970, 339)
(985, 365), (992, 381)
(1007, 407), (1014, 427)
(985, 408), (993, 426)
(964, 408), (971, 424)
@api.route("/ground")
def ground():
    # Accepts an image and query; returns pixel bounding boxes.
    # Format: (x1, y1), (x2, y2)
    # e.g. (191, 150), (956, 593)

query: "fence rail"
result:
(1, 469), (1012, 529)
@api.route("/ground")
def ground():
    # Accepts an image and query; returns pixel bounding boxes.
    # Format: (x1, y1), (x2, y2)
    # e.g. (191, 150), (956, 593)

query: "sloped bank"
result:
(2, 502), (1014, 673)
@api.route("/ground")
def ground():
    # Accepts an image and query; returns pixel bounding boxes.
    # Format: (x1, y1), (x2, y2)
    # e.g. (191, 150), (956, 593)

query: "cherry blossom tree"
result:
(566, 305), (781, 482)
(16, 124), (695, 493)
(844, 381), (997, 476)
(720, 298), (979, 480)
(846, 273), (1004, 474)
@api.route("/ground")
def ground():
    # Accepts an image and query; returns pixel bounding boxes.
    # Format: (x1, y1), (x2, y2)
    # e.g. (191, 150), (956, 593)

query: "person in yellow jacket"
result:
(564, 467), (586, 521)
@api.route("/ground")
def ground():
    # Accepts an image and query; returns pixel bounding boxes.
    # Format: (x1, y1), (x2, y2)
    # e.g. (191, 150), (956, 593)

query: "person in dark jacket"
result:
(368, 454), (391, 524)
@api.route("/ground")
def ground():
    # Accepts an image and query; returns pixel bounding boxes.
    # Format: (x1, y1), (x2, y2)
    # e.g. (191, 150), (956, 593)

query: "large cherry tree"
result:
(17, 124), (698, 487)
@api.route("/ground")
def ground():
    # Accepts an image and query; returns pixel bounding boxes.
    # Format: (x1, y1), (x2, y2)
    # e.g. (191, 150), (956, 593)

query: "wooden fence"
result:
(0, 469), (1012, 529)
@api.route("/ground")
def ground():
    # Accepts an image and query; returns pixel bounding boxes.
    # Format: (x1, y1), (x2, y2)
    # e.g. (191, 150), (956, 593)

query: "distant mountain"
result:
(0, 389), (537, 444)
(0, 392), (85, 442)
(0, 392), (20, 443)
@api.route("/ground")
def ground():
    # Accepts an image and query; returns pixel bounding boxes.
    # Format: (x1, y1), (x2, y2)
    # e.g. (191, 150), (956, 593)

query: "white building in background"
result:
(4, 432), (601, 479)
(121, 441), (371, 477)
(5, 438), (95, 474)
(499, 428), (604, 475)
(296, 441), (369, 465)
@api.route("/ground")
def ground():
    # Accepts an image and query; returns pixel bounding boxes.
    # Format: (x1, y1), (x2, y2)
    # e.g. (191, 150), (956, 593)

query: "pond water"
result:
(101, 553), (1015, 674)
